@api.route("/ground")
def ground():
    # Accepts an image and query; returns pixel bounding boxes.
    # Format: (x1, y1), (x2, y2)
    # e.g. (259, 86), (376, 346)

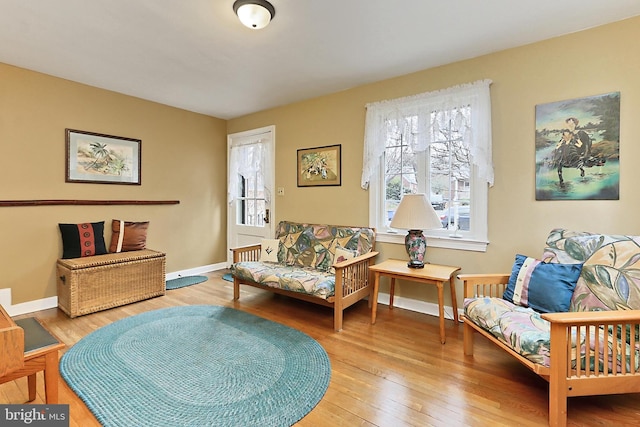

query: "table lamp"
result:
(390, 193), (442, 268)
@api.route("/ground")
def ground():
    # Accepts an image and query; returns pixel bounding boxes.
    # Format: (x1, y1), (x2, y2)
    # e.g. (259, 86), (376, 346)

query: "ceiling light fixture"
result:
(233, 0), (276, 30)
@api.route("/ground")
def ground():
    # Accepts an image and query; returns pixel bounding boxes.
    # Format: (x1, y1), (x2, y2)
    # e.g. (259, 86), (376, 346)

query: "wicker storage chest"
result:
(56, 249), (166, 318)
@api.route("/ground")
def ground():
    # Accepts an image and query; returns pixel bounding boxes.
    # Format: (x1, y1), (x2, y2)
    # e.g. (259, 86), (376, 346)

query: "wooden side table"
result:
(0, 305), (65, 403)
(369, 259), (461, 344)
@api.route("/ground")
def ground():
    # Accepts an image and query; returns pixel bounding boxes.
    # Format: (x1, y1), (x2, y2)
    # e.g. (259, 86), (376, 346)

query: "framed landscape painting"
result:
(534, 92), (619, 200)
(66, 129), (141, 185)
(297, 144), (342, 187)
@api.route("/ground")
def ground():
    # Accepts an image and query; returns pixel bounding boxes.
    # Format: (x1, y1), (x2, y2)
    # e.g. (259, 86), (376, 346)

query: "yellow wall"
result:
(5, 16), (640, 308)
(0, 63), (228, 304)
(228, 16), (640, 303)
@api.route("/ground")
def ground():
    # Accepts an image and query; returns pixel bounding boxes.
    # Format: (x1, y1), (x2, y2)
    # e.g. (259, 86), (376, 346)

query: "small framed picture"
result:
(297, 144), (341, 187)
(66, 129), (141, 185)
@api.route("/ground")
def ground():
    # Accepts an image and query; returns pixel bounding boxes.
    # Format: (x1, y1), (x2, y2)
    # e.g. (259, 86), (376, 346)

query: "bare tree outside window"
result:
(385, 107), (471, 231)
(365, 80), (491, 251)
(236, 173), (266, 227)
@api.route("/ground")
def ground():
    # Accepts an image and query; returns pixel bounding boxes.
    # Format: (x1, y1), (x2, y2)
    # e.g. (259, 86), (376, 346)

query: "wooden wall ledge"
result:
(0, 200), (180, 207)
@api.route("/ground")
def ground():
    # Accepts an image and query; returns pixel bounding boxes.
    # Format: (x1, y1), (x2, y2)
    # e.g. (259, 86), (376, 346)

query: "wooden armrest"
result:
(231, 243), (262, 263)
(457, 273), (510, 298)
(541, 309), (640, 324)
(333, 251), (378, 300)
(0, 304), (25, 377)
(230, 243), (262, 253)
(457, 273), (511, 282)
(542, 309), (640, 380)
(333, 251), (379, 270)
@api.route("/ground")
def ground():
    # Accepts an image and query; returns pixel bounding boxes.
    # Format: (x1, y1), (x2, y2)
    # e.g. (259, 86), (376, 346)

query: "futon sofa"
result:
(231, 221), (378, 331)
(460, 229), (640, 427)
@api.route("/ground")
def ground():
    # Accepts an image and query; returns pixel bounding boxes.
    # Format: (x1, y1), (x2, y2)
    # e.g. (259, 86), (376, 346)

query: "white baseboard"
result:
(1, 262), (229, 317)
(4, 296), (59, 317)
(2, 264), (463, 322)
(375, 291), (463, 322)
(0, 288), (12, 310)
(164, 262), (227, 280)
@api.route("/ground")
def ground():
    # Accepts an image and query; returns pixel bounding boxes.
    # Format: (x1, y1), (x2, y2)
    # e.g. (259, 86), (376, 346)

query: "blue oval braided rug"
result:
(60, 305), (331, 427)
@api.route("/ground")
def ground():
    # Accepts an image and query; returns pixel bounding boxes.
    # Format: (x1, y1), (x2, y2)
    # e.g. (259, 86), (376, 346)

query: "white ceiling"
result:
(1, 0), (639, 119)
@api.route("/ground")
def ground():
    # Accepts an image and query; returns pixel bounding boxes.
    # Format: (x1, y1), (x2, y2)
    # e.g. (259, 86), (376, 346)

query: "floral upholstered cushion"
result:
(232, 222), (375, 300)
(464, 297), (551, 365)
(275, 221), (375, 272)
(542, 228), (640, 312)
(464, 228), (640, 371)
(231, 261), (336, 299)
(541, 228), (595, 264)
(464, 297), (640, 371)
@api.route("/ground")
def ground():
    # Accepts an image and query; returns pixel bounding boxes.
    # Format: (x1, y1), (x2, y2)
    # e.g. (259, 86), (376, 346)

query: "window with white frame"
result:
(235, 169), (266, 227)
(361, 80), (493, 252)
(228, 135), (272, 227)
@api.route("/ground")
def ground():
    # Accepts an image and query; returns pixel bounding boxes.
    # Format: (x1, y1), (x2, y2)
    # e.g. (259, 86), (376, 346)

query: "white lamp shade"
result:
(236, 3), (273, 29)
(390, 194), (442, 231)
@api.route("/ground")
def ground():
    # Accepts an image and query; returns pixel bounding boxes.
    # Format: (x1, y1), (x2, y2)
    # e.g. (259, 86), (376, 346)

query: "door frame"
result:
(226, 125), (276, 265)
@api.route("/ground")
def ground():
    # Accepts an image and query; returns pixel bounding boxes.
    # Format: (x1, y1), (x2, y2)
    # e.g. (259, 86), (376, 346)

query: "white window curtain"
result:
(361, 79), (494, 189)
(228, 134), (272, 205)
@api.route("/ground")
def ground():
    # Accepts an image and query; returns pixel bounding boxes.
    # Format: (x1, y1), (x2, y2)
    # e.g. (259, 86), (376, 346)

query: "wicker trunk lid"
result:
(57, 249), (166, 317)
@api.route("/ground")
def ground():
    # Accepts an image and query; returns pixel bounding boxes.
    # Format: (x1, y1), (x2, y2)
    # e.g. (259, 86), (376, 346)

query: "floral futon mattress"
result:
(464, 297), (639, 372)
(231, 221), (376, 300)
(232, 262), (335, 299)
(464, 228), (640, 372)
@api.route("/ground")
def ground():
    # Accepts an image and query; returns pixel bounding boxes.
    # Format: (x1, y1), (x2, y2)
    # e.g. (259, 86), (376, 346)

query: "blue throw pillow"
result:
(503, 254), (583, 313)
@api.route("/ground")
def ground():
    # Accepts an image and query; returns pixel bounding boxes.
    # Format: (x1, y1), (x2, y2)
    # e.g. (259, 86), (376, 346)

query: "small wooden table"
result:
(0, 305), (65, 403)
(369, 259), (461, 344)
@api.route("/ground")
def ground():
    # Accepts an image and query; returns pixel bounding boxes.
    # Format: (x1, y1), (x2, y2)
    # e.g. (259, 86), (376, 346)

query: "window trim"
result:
(369, 164), (489, 252)
(364, 80), (493, 252)
(375, 230), (489, 252)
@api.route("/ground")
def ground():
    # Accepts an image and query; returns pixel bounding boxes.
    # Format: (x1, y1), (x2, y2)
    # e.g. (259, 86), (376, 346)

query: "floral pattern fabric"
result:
(464, 228), (640, 372)
(275, 221), (375, 273)
(231, 222), (376, 300)
(231, 261), (336, 299)
(464, 297), (639, 371)
(542, 228), (640, 312)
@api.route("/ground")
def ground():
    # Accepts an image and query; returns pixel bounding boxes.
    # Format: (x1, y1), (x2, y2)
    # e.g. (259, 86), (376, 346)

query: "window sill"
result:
(377, 231), (488, 252)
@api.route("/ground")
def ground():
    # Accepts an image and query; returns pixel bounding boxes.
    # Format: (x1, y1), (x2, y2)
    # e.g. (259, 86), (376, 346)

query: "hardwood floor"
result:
(2, 270), (639, 426)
